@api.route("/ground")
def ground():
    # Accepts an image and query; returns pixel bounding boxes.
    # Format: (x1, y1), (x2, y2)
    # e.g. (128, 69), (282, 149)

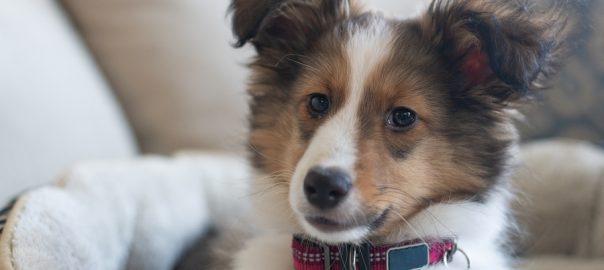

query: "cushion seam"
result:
(0, 195), (29, 270)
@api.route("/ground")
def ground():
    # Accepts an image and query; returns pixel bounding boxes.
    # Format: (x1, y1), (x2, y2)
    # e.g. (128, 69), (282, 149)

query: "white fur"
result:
(406, 190), (512, 269)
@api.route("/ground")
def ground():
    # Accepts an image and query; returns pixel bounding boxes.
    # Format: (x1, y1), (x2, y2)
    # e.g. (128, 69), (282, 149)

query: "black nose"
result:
(303, 167), (352, 210)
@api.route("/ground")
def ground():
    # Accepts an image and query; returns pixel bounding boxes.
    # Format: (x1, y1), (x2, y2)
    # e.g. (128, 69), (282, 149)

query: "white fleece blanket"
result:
(0, 153), (250, 270)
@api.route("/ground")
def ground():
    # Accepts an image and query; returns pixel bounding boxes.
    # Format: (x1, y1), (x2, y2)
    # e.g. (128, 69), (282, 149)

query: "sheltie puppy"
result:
(226, 0), (568, 269)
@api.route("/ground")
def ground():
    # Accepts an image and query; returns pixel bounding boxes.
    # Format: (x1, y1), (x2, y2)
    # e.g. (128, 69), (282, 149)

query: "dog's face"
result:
(231, 0), (565, 244)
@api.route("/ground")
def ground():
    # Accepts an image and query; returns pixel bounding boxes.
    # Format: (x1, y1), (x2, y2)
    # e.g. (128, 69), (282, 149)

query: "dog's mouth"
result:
(304, 208), (390, 233)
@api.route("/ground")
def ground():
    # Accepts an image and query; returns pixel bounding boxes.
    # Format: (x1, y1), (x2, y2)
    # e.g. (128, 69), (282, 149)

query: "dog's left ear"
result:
(421, 0), (569, 103)
(230, 0), (355, 52)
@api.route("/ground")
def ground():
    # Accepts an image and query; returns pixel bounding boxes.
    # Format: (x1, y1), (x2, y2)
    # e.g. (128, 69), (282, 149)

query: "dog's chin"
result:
(301, 221), (369, 244)
(297, 209), (390, 244)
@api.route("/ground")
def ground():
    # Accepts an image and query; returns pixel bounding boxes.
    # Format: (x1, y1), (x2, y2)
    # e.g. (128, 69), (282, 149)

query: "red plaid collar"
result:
(292, 235), (458, 270)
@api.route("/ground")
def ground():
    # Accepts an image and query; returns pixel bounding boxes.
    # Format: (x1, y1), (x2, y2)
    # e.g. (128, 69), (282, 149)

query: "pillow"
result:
(0, 0), (136, 206)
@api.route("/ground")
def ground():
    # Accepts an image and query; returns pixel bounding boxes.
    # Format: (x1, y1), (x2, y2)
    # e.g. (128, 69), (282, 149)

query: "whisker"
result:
(390, 210), (427, 243)
(244, 182), (289, 198)
(274, 53), (321, 73)
(247, 143), (293, 169)
(378, 185), (465, 237)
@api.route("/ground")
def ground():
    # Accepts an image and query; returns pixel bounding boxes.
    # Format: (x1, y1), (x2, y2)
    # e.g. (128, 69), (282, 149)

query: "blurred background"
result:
(0, 0), (603, 268)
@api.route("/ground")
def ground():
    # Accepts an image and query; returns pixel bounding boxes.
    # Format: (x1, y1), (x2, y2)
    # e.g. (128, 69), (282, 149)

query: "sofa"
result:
(0, 0), (603, 269)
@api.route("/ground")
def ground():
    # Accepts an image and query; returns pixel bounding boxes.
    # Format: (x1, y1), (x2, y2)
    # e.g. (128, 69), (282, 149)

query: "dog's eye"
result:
(386, 107), (417, 131)
(308, 93), (330, 117)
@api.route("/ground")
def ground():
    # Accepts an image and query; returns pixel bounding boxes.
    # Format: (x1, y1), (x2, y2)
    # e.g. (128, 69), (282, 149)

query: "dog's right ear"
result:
(420, 0), (570, 103)
(230, 0), (354, 52)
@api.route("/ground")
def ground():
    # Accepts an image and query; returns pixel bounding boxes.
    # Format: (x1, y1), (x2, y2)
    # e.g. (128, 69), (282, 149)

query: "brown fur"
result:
(230, 0), (569, 243)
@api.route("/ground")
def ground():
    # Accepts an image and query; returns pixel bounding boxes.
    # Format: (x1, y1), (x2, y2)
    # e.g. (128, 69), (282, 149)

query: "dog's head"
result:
(230, 0), (567, 244)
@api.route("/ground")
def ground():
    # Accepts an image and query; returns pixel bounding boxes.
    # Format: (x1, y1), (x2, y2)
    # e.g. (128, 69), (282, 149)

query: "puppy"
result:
(227, 0), (567, 269)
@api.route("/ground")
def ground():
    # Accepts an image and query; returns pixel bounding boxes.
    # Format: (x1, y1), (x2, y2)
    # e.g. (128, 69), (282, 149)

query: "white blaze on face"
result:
(289, 19), (395, 243)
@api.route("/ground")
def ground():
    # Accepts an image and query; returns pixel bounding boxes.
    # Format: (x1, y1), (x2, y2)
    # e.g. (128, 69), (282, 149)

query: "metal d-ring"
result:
(458, 248), (471, 269)
(443, 250), (450, 268)
(443, 247), (471, 269)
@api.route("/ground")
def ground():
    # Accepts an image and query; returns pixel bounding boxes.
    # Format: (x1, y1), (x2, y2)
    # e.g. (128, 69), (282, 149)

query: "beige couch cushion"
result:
(513, 140), (604, 258)
(59, 0), (426, 154)
(60, 0), (253, 154)
(521, 257), (604, 270)
(0, 0), (136, 206)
